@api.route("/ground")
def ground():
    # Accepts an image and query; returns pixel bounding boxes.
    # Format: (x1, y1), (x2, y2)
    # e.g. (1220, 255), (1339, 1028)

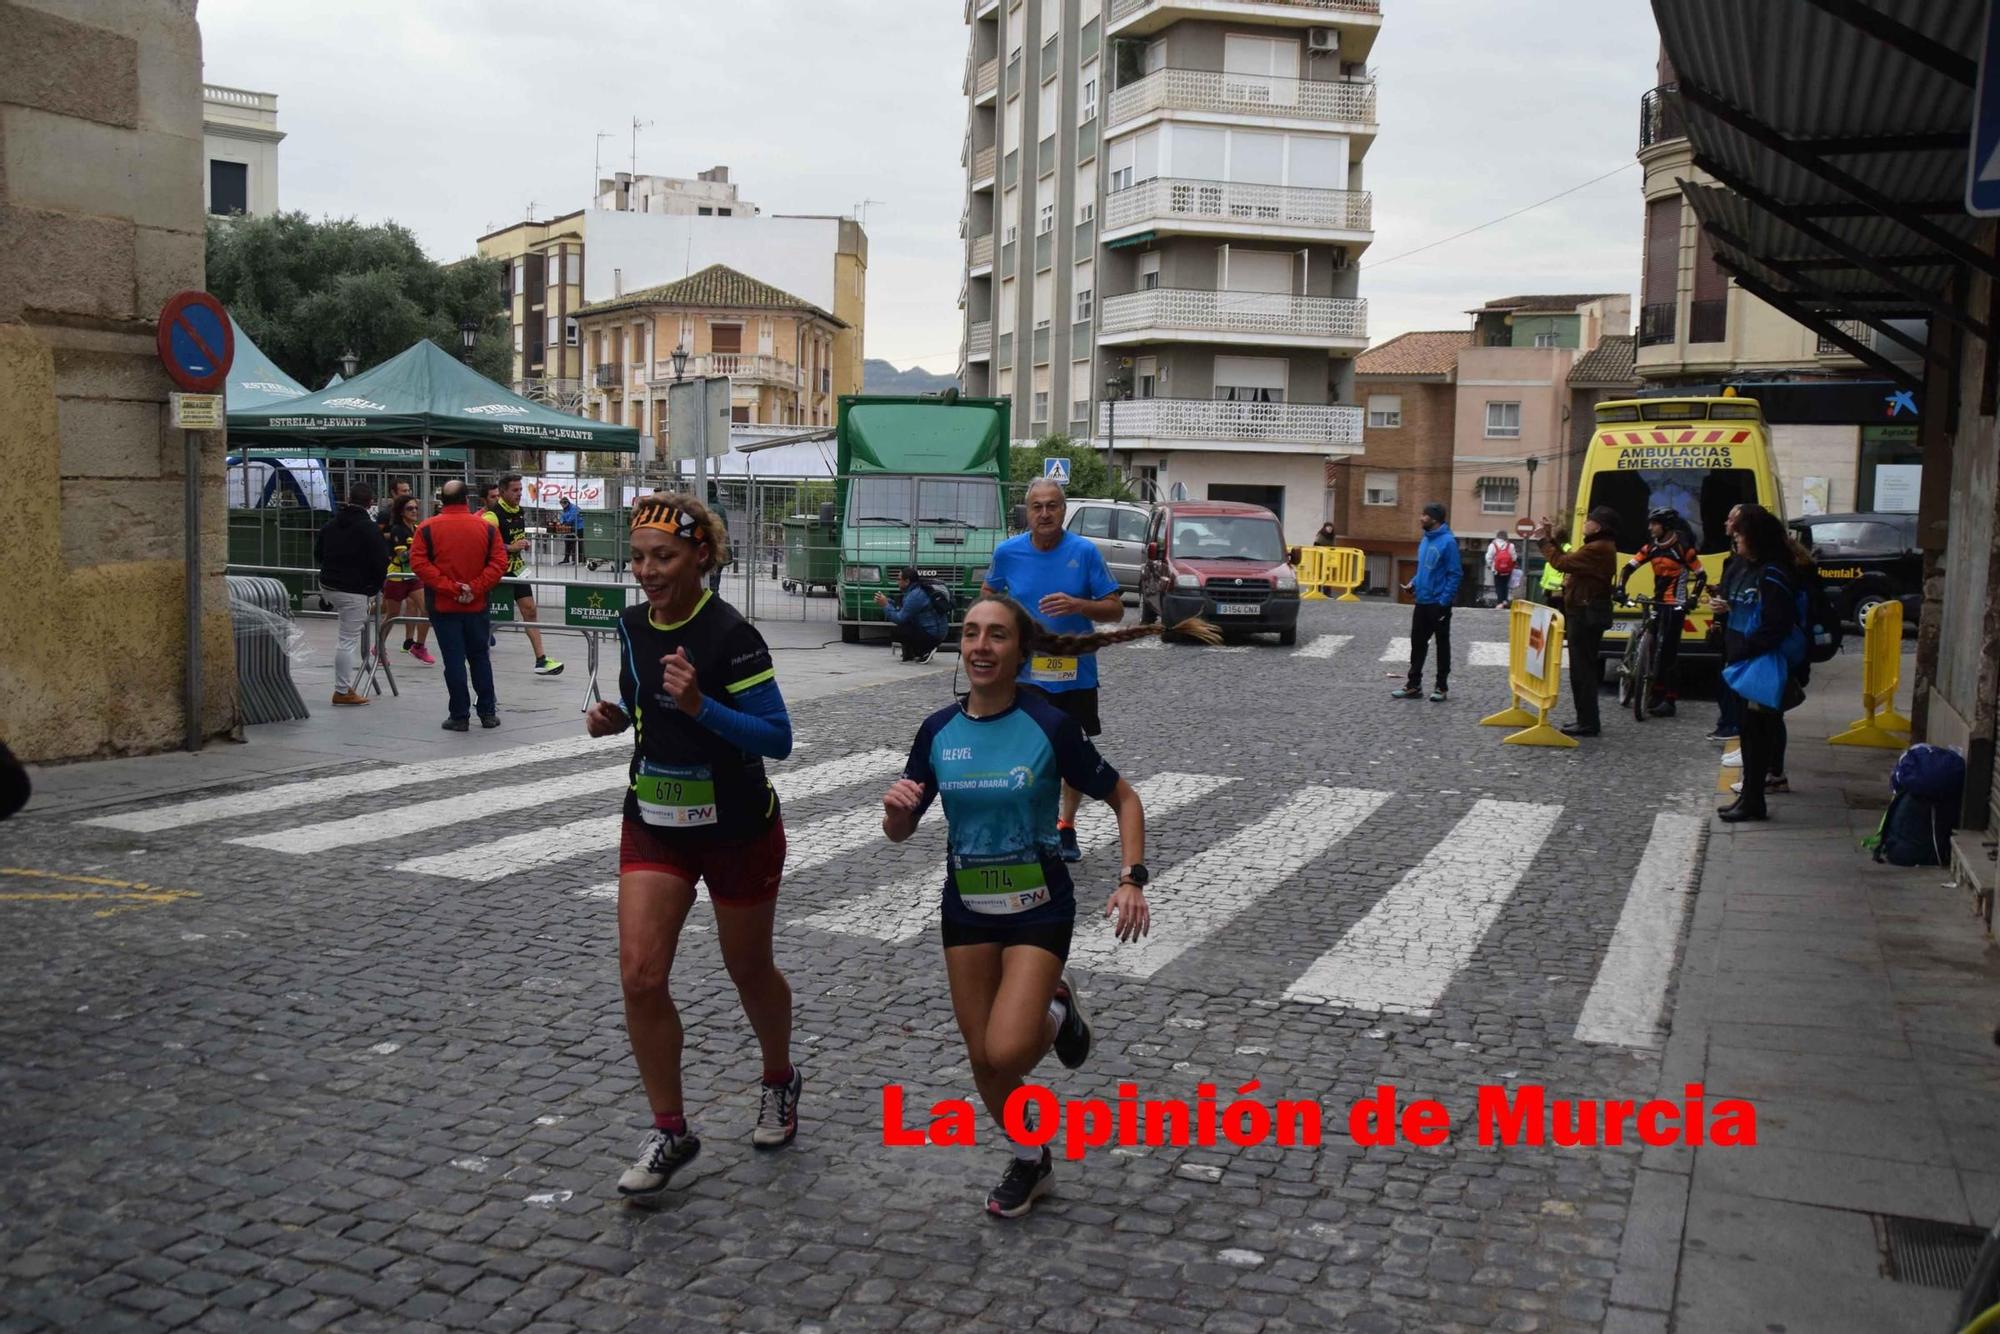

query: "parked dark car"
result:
(1789, 511), (1921, 628)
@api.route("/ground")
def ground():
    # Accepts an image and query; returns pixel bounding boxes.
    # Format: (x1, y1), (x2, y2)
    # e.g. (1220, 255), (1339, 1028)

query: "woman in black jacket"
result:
(1719, 506), (1800, 824)
(315, 483), (392, 706)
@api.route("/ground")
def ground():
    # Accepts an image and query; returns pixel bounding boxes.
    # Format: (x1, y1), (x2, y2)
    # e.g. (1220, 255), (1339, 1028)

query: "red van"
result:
(1138, 500), (1302, 645)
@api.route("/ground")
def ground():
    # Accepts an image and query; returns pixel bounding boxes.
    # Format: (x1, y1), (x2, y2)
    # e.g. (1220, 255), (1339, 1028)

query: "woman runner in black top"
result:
(584, 494), (801, 1201)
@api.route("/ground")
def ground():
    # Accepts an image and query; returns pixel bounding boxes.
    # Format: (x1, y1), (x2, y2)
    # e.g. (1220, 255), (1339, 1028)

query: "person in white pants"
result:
(315, 482), (392, 706)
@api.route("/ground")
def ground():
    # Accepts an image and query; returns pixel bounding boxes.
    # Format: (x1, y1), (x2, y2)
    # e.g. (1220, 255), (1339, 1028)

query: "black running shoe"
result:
(1058, 824), (1081, 863)
(617, 1128), (701, 1199)
(1052, 972), (1092, 1069)
(1648, 699), (1677, 718)
(1390, 686), (1423, 700)
(986, 1148), (1053, 1218)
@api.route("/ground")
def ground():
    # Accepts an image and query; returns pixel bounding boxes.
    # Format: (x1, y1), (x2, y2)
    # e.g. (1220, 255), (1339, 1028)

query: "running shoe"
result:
(1058, 823), (1081, 863)
(409, 644), (436, 666)
(401, 638), (416, 652)
(1390, 686), (1423, 700)
(1730, 775), (1789, 794)
(912, 649), (936, 664)
(986, 1148), (1053, 1218)
(535, 657), (566, 676)
(1707, 728), (1739, 742)
(1052, 973), (1091, 1070)
(752, 1067), (803, 1149)
(617, 1128), (701, 1199)
(1429, 688), (1448, 703)
(1721, 749), (1744, 769)
(1647, 699), (1677, 718)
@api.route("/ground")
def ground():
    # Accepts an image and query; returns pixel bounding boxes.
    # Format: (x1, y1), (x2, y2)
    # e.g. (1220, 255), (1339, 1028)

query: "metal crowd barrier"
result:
(1297, 546), (1365, 602)
(226, 575), (310, 724)
(1829, 600), (1912, 750)
(1479, 599), (1577, 749)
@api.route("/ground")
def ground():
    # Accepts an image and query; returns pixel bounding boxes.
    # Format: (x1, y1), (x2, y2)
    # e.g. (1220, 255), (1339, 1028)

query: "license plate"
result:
(1216, 602), (1260, 615)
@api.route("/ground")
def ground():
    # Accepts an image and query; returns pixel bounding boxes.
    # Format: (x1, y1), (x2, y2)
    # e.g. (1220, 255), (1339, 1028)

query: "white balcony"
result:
(971, 144), (997, 188)
(1102, 177), (1372, 245)
(646, 353), (804, 388)
(1099, 397), (1363, 454)
(1108, 69), (1377, 134)
(1106, 0), (1382, 61)
(971, 57), (999, 103)
(969, 233), (995, 273)
(967, 321), (993, 361)
(1098, 288), (1367, 350)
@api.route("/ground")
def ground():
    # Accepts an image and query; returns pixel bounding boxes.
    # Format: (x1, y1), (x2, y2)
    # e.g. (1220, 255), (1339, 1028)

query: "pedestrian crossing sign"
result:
(1970, 0), (2000, 215)
(1043, 457), (1071, 486)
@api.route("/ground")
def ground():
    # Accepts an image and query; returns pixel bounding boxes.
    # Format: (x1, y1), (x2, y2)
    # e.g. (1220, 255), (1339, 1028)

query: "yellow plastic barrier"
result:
(1479, 600), (1579, 748)
(1298, 546), (1364, 602)
(1828, 600), (1912, 749)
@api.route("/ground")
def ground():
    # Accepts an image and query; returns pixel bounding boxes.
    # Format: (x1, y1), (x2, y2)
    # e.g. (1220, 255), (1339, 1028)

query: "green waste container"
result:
(583, 510), (627, 571)
(781, 515), (840, 594)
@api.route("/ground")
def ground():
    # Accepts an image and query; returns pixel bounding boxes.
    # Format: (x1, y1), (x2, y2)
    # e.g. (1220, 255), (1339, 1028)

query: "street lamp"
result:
(338, 348), (359, 379)
(670, 344), (691, 490)
(671, 342), (689, 381)
(1104, 368), (1132, 494)
(458, 318), (478, 361)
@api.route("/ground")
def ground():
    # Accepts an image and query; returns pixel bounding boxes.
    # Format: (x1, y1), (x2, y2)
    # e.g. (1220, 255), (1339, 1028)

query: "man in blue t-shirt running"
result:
(982, 477), (1124, 863)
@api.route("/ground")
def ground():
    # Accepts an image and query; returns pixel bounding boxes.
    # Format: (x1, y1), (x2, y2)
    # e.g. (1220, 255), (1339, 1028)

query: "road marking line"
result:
(397, 749), (904, 883)
(0, 867), (202, 917)
(1070, 786), (1390, 979)
(1284, 798), (1561, 1013)
(82, 734), (621, 833)
(1294, 635), (1352, 659)
(229, 764), (630, 854)
(1380, 637), (1510, 666)
(1573, 813), (1705, 1049)
(792, 772), (1238, 944)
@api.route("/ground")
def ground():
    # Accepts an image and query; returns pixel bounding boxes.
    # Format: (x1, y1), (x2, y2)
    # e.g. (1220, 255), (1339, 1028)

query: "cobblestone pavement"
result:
(0, 600), (1722, 1333)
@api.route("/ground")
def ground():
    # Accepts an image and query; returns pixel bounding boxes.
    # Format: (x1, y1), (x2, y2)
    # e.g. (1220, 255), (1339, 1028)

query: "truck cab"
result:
(835, 394), (1010, 643)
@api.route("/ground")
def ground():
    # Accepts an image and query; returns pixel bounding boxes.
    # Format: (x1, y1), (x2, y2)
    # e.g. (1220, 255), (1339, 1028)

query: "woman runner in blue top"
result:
(882, 594), (1217, 1217)
(584, 494), (802, 1203)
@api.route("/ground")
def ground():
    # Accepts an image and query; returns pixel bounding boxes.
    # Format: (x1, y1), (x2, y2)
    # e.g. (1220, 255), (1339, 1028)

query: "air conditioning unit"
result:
(1308, 27), (1339, 53)
(1330, 247), (1350, 271)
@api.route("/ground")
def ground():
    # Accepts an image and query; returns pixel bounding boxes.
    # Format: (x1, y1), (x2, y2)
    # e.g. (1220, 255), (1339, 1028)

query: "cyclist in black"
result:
(1617, 507), (1706, 717)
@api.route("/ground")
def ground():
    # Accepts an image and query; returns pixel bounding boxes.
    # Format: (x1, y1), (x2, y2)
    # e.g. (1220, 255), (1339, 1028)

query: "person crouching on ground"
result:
(875, 566), (951, 663)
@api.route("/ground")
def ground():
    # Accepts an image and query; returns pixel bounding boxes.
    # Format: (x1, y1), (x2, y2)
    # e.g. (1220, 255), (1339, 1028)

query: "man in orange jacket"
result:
(410, 479), (511, 731)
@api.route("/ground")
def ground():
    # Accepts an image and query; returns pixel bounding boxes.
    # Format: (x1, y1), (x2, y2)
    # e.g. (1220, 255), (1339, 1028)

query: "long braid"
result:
(974, 593), (1220, 653)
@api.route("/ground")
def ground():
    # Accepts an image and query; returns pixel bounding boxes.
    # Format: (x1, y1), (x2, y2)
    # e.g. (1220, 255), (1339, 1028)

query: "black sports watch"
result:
(1121, 863), (1149, 888)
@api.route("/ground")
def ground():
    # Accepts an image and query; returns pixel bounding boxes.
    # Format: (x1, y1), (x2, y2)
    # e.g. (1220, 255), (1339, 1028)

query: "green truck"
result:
(835, 392), (1011, 643)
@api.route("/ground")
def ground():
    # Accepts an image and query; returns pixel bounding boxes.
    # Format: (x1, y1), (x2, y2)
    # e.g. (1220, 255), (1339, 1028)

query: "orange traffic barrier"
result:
(1829, 600), (1912, 749)
(1480, 599), (1578, 749)
(1298, 546), (1364, 602)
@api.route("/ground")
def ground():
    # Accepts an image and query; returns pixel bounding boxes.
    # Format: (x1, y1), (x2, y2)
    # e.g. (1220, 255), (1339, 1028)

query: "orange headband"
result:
(630, 506), (702, 541)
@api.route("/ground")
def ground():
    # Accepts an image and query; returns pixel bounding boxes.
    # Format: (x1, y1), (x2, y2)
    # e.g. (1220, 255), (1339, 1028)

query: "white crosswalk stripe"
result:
(1069, 786), (1390, 980)
(1284, 798), (1560, 1013)
(229, 764), (630, 855)
(395, 749), (904, 883)
(1294, 635), (1352, 659)
(1573, 813), (1705, 1049)
(791, 771), (1239, 944)
(81, 734), (620, 833)
(1381, 637), (1510, 666)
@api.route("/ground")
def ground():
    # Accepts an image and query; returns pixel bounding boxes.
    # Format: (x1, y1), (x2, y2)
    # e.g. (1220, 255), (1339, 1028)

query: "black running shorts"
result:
(1031, 686), (1101, 737)
(940, 914), (1074, 961)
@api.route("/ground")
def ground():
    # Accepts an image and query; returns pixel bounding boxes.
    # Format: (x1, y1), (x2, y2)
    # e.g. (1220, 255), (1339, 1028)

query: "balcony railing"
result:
(970, 233), (995, 269)
(1637, 302), (1677, 347)
(1110, 0), (1380, 19)
(1104, 177), (1372, 234)
(1098, 396), (1364, 447)
(647, 353), (803, 387)
(1817, 319), (1876, 356)
(1687, 297), (1727, 344)
(592, 364), (621, 388)
(1109, 69), (1377, 131)
(972, 57), (999, 100)
(972, 145), (996, 182)
(1639, 84), (1685, 151)
(968, 321), (993, 360)
(1099, 288), (1368, 342)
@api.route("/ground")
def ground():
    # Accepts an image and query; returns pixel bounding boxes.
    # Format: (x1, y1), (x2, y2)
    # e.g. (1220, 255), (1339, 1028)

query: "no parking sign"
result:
(156, 291), (234, 392)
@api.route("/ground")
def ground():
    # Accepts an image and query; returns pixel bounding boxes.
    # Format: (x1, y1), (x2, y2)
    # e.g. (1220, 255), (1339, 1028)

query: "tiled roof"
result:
(575, 264), (845, 325)
(1476, 293), (1625, 312)
(1355, 330), (1473, 378)
(1569, 334), (1638, 386)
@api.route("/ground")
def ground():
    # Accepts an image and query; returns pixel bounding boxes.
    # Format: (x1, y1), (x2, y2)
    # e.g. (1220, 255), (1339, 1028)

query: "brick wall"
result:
(1338, 377), (1456, 552)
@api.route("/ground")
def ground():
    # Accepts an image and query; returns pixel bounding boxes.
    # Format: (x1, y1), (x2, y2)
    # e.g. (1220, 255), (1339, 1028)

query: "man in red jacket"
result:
(410, 479), (510, 731)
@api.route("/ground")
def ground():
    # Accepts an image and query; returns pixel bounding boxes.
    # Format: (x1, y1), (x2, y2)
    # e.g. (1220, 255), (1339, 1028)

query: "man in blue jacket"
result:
(874, 566), (951, 663)
(1393, 501), (1463, 702)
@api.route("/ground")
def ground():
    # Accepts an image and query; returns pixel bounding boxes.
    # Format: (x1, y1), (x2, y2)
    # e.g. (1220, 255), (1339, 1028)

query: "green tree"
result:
(1008, 433), (1133, 501)
(205, 213), (510, 389)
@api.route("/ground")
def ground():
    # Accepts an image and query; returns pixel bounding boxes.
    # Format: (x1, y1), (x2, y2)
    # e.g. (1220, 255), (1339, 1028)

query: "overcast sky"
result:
(199, 0), (1660, 374)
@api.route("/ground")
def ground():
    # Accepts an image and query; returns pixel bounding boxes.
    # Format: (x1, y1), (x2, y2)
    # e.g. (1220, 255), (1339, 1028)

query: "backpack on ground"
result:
(1493, 544), (1515, 576)
(1864, 744), (1964, 867)
(1800, 565), (1844, 664)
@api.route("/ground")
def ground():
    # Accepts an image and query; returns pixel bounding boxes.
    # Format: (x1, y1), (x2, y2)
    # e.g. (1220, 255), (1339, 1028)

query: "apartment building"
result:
(596, 165), (758, 217)
(573, 264), (845, 454)
(202, 84), (282, 216)
(1636, 53), (1924, 515)
(958, 0), (1379, 544)
(476, 212), (587, 408)
(1337, 330), (1468, 594)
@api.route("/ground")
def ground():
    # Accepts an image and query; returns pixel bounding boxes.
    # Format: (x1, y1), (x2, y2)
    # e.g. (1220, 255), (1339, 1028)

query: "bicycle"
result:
(1615, 594), (1672, 723)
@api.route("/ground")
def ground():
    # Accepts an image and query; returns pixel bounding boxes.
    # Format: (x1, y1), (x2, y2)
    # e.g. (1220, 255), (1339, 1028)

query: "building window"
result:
(1213, 355), (1286, 403)
(547, 317), (560, 346)
(718, 208), (733, 217)
(1033, 365), (1050, 423)
(1484, 401), (1521, 438)
(1076, 287), (1093, 321)
(1080, 59), (1099, 124)
(1039, 201), (1055, 234)
(565, 317), (579, 347)
(1109, 163), (1133, 192)
(1532, 332), (1558, 348)
(513, 326), (524, 353)
(1138, 252), (1161, 290)
(208, 160), (248, 215)
(1479, 476), (1521, 515)
(699, 206), (714, 216)
(1136, 355), (1158, 398)
(1365, 394), (1402, 428)
(567, 253), (581, 285)
(1078, 199), (1095, 224)
(1364, 472), (1398, 506)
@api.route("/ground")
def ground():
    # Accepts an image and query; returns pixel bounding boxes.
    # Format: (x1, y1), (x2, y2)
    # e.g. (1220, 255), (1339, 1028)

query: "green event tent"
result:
(222, 316), (311, 410)
(227, 338), (640, 454)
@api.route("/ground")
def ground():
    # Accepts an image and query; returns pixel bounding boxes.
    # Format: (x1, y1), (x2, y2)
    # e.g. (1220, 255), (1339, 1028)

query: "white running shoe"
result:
(616, 1127), (700, 1198)
(1721, 749), (1744, 768)
(752, 1068), (802, 1150)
